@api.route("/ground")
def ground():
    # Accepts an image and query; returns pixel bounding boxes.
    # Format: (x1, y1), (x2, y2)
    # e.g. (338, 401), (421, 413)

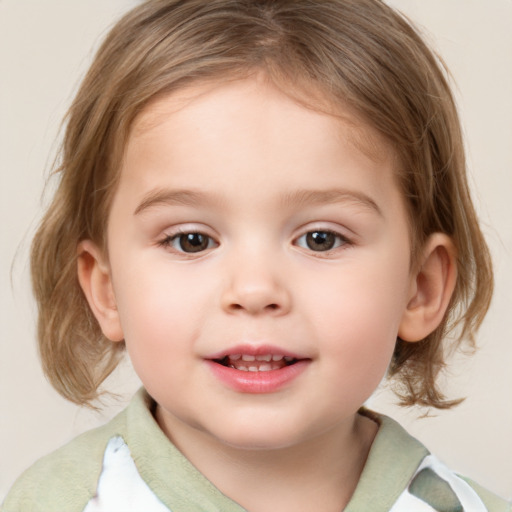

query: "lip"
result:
(206, 344), (307, 361)
(205, 344), (310, 394)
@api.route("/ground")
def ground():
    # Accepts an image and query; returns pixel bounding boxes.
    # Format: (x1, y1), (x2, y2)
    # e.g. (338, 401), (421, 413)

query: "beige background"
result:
(1, 0), (511, 501)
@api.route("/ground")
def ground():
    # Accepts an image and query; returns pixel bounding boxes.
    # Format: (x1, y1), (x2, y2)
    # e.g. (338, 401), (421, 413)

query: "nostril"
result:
(221, 286), (291, 315)
(227, 302), (280, 313)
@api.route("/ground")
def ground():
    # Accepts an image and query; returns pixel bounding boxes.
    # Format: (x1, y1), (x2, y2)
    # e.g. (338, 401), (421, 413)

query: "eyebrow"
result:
(134, 187), (382, 217)
(134, 188), (218, 215)
(280, 189), (383, 216)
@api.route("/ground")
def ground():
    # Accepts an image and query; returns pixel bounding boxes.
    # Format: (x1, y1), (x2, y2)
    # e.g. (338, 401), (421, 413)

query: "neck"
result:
(156, 408), (378, 512)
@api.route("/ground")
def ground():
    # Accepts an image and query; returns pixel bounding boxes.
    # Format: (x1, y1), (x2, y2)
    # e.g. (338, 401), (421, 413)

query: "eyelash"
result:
(157, 228), (351, 255)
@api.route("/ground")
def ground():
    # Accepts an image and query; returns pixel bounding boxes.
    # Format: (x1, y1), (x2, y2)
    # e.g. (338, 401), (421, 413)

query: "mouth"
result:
(214, 354), (298, 372)
(206, 346), (310, 393)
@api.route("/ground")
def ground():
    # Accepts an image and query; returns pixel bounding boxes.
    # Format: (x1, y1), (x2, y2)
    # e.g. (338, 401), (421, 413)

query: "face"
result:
(99, 77), (415, 452)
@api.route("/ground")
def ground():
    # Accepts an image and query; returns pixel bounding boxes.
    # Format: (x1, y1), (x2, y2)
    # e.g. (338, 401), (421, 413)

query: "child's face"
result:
(97, 77), (416, 450)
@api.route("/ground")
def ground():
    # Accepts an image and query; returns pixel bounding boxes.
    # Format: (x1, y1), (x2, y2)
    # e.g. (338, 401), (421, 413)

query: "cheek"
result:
(315, 300), (398, 408)
(111, 262), (211, 367)
(322, 303), (397, 382)
(305, 255), (410, 384)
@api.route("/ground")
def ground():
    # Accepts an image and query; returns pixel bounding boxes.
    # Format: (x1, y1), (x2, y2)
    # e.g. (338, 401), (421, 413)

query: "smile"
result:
(206, 346), (309, 393)
(215, 354), (296, 372)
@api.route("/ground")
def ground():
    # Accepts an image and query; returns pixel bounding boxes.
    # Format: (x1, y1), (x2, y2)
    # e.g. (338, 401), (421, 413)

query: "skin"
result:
(78, 75), (457, 512)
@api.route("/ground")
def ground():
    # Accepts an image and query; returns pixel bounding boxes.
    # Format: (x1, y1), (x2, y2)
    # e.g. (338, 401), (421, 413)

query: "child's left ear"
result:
(398, 233), (457, 342)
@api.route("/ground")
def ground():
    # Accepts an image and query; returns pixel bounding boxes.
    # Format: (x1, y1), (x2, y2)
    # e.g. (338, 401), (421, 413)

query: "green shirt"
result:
(2, 389), (509, 512)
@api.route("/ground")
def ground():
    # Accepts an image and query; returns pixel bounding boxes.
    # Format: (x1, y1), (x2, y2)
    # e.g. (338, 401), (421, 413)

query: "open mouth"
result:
(207, 350), (310, 392)
(214, 354), (298, 372)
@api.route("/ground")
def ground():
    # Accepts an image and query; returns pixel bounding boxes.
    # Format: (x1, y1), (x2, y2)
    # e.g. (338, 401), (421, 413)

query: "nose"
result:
(220, 253), (292, 316)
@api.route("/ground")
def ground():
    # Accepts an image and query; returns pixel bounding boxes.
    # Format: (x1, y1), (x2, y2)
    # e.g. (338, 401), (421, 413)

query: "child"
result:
(2, 0), (509, 510)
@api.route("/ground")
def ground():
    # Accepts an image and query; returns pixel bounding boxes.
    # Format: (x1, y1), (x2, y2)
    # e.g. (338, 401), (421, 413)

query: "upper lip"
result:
(205, 344), (309, 361)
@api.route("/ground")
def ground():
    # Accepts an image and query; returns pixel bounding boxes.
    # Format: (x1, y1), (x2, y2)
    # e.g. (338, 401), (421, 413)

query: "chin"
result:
(207, 422), (318, 452)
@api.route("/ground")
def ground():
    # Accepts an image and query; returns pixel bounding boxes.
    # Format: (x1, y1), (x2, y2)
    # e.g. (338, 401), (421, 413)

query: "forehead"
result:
(115, 76), (402, 219)
(129, 74), (396, 166)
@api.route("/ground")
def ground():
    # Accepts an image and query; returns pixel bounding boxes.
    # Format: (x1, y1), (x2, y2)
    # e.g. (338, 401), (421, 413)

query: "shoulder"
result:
(460, 477), (511, 512)
(347, 410), (510, 512)
(2, 427), (111, 512)
(395, 453), (510, 512)
(1, 395), (137, 512)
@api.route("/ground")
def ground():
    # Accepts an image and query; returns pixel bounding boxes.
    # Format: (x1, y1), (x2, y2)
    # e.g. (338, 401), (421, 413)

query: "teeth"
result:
(220, 353), (297, 372)
(239, 354), (288, 362)
(237, 364), (279, 372)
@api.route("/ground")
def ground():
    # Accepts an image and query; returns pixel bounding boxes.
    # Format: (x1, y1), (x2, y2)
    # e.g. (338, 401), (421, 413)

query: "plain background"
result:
(1, 0), (511, 502)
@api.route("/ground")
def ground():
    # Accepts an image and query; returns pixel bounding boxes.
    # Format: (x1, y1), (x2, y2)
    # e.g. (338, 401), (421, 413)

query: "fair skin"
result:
(78, 76), (456, 512)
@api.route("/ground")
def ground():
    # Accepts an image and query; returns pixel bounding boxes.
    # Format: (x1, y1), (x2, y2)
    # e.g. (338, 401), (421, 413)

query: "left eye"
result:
(295, 230), (347, 252)
(164, 232), (216, 253)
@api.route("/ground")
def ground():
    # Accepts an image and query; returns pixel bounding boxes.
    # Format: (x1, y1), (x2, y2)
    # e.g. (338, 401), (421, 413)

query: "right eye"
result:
(160, 232), (217, 253)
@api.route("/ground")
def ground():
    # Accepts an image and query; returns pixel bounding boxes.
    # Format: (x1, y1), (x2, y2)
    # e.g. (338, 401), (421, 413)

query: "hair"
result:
(31, 0), (493, 408)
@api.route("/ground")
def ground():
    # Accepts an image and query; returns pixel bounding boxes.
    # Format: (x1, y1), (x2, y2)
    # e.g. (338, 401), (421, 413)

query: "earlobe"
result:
(77, 240), (124, 342)
(398, 233), (457, 342)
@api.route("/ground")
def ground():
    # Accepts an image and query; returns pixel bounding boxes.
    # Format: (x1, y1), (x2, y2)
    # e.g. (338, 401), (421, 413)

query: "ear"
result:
(398, 233), (457, 342)
(77, 240), (124, 342)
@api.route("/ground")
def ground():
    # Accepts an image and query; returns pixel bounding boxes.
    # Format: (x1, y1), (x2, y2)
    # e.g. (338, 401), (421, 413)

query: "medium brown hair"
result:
(31, 0), (493, 408)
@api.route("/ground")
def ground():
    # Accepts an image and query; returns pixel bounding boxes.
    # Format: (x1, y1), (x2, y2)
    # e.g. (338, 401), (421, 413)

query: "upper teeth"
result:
(222, 354), (295, 372)
(233, 354), (293, 362)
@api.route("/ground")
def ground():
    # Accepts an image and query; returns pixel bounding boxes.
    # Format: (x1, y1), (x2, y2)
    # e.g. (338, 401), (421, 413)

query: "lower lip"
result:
(206, 360), (309, 393)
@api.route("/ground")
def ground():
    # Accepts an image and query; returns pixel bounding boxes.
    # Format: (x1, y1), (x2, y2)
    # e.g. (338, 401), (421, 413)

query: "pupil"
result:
(307, 231), (335, 251)
(181, 233), (208, 252)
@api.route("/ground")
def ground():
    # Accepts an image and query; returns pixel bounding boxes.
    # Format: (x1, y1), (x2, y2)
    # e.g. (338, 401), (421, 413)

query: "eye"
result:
(161, 232), (217, 253)
(295, 230), (348, 252)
